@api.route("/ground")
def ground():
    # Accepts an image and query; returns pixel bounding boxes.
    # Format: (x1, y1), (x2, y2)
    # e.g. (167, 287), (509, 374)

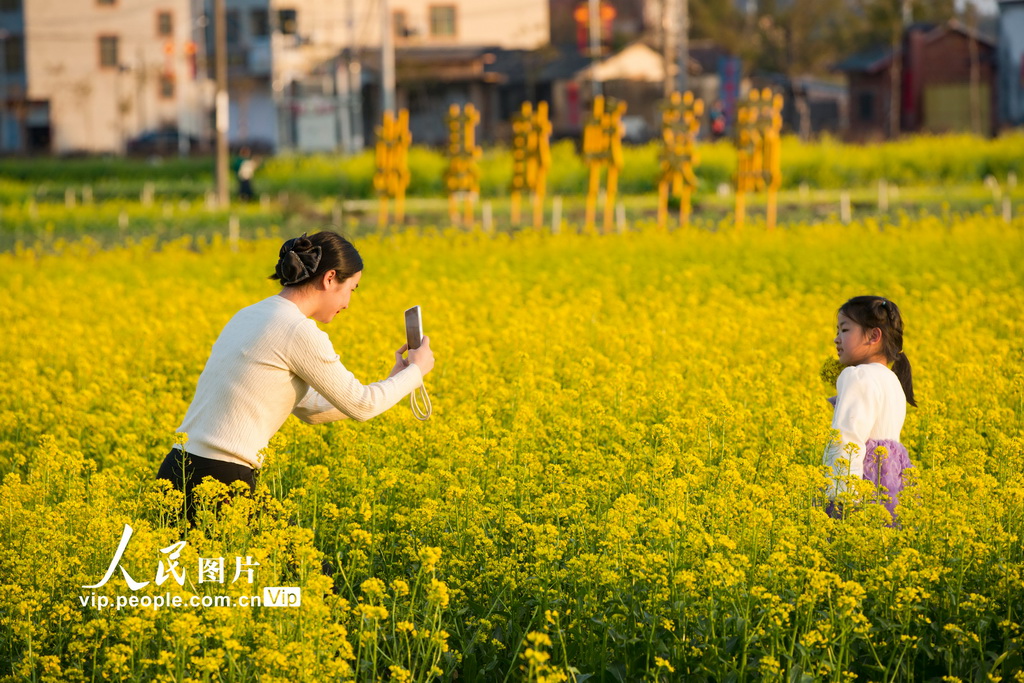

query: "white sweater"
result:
(174, 294), (424, 469)
(823, 362), (907, 496)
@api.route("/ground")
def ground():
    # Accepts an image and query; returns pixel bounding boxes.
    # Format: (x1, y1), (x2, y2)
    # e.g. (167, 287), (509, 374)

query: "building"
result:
(835, 20), (998, 140)
(998, 0), (1024, 128)
(3, 0), (749, 154)
(1, 0), (552, 154)
(6, 0), (206, 155)
(221, 0), (551, 152)
(1, 0), (28, 152)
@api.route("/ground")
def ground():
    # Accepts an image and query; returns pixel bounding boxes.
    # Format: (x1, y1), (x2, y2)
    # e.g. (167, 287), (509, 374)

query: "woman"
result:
(156, 231), (434, 525)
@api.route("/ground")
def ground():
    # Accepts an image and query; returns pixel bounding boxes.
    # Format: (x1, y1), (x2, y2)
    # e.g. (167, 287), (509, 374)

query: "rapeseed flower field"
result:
(0, 213), (1022, 681)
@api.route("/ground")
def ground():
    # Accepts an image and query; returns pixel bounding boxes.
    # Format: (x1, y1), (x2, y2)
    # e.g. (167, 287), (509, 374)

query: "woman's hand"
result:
(388, 343), (410, 378)
(408, 336), (435, 376)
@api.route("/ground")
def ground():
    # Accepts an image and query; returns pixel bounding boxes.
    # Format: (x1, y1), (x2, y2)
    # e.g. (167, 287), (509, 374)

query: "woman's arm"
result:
(287, 319), (425, 422)
(292, 386), (350, 424)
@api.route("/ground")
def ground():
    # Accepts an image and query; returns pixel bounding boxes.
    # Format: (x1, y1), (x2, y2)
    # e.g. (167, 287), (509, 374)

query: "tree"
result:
(854, 0), (954, 137)
(688, 0), (747, 60)
(751, 0), (865, 138)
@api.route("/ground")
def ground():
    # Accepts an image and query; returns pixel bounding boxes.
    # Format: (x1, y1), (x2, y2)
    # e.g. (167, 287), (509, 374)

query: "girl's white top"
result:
(823, 362), (907, 496)
(175, 294), (424, 469)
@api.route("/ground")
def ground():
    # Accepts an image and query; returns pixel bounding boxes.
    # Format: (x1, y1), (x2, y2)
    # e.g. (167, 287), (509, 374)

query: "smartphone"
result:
(405, 306), (423, 350)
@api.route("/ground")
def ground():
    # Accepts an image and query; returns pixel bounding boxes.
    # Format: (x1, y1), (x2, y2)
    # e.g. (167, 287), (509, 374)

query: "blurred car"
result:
(126, 129), (210, 157)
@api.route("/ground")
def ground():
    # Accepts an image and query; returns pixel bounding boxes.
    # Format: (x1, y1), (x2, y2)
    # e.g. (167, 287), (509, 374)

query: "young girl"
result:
(824, 295), (917, 523)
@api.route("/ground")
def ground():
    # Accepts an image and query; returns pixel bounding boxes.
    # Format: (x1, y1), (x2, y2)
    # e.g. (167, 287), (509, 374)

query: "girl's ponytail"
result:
(892, 351), (917, 407)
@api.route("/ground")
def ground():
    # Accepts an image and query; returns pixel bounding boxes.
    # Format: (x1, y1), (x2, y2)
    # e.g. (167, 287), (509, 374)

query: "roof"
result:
(538, 45), (593, 82)
(938, 18), (997, 48)
(356, 45), (508, 84)
(543, 39), (734, 83)
(574, 42), (667, 83)
(833, 19), (996, 74)
(832, 44), (895, 74)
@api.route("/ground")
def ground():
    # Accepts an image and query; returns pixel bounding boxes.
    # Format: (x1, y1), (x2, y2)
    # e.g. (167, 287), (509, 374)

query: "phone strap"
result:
(410, 383), (432, 421)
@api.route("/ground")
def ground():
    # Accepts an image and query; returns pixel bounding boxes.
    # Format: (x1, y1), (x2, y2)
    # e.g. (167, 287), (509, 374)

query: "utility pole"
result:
(342, 0), (364, 152)
(176, 22), (190, 156)
(662, 0), (675, 97)
(677, 0), (689, 93)
(589, 0), (602, 97)
(381, 0), (395, 115)
(336, 55), (352, 153)
(967, 1), (982, 135)
(214, 0), (229, 206)
(890, 0), (911, 139)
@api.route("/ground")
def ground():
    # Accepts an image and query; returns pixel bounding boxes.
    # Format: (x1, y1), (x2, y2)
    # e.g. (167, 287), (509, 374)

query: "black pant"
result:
(155, 448), (338, 587)
(155, 448), (256, 527)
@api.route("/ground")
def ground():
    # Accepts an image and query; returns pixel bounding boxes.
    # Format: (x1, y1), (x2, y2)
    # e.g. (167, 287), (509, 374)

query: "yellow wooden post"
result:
(761, 91), (783, 231)
(657, 176), (669, 231)
(657, 93), (680, 231)
(464, 104), (480, 226)
(532, 101), (551, 229)
(603, 101), (625, 234)
(378, 196), (389, 229)
(585, 164), (601, 232)
(374, 111), (394, 229)
(583, 96), (606, 232)
(510, 102), (531, 226)
(445, 104), (461, 225)
(395, 109), (410, 224)
(735, 106), (746, 231)
(658, 90), (702, 231)
(679, 92), (703, 228)
(443, 103), (480, 228)
(604, 167), (618, 234)
(735, 94), (762, 232)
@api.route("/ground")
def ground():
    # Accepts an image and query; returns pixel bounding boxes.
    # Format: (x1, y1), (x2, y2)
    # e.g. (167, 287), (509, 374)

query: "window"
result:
(393, 10), (409, 38)
(0, 0), (22, 13)
(99, 35), (119, 68)
(3, 34), (24, 73)
(251, 8), (270, 37)
(157, 11), (173, 37)
(858, 92), (875, 122)
(278, 9), (297, 35)
(159, 73), (175, 99)
(226, 9), (241, 44)
(429, 6), (456, 37)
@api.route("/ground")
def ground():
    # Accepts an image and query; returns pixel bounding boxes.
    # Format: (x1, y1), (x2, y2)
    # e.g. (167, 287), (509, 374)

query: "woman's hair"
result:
(269, 231), (363, 288)
(838, 295), (917, 407)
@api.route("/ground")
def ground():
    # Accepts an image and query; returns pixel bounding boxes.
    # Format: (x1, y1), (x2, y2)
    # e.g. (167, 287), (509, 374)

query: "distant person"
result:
(709, 101), (727, 140)
(823, 296), (917, 526)
(232, 146), (259, 201)
(156, 231), (435, 526)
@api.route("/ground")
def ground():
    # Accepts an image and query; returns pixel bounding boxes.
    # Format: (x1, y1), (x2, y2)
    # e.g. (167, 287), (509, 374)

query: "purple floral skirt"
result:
(827, 438), (913, 524)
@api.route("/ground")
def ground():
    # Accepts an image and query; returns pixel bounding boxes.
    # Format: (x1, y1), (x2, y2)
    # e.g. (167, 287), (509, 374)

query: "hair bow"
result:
(277, 234), (322, 285)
